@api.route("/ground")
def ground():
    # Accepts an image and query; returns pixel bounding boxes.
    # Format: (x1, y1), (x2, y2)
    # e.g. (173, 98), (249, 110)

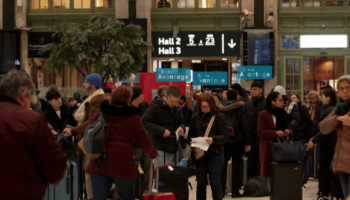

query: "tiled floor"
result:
(188, 176), (319, 200)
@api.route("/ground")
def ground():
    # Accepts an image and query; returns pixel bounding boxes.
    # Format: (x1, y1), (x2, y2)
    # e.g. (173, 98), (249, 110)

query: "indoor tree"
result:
(40, 15), (153, 83)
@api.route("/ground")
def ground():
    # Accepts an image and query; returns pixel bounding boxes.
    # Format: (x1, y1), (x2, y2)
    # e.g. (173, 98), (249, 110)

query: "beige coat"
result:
(319, 109), (350, 174)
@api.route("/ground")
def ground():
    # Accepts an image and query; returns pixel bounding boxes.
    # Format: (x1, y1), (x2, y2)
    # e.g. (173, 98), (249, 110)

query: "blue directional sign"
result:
(156, 68), (191, 82)
(193, 72), (227, 86)
(237, 66), (272, 80)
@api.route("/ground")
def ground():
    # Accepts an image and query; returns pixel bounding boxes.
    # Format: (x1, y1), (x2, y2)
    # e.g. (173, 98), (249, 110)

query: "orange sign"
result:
(314, 58), (334, 80)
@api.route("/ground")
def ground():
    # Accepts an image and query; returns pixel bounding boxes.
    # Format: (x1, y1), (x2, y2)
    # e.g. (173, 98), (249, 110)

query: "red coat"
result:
(0, 96), (67, 200)
(257, 110), (292, 177)
(86, 101), (158, 179)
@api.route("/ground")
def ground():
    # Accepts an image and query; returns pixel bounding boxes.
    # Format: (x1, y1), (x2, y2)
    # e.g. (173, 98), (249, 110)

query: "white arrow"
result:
(228, 39), (236, 49)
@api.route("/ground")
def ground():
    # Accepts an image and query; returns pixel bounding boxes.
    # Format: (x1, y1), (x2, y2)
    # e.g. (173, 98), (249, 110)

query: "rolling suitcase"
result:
(270, 162), (302, 200)
(134, 159), (142, 199)
(143, 160), (176, 200)
(44, 161), (78, 200)
(241, 154), (248, 186)
(225, 160), (232, 194)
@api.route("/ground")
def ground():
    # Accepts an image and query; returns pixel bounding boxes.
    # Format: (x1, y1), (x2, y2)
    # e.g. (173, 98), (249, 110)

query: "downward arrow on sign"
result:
(228, 39), (236, 49)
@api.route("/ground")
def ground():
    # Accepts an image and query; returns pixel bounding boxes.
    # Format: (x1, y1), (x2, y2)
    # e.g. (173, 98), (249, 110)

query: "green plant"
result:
(40, 15), (153, 83)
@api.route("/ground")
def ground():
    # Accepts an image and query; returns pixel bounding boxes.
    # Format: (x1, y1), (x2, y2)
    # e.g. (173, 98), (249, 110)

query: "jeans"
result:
(153, 150), (176, 168)
(90, 174), (135, 200)
(220, 142), (244, 194)
(196, 154), (224, 200)
(339, 172), (350, 198)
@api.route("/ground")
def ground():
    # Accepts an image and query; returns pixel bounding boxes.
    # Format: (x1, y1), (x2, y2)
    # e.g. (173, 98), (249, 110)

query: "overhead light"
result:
(169, 58), (175, 61)
(300, 35), (348, 48)
(179, 60), (182, 62)
(222, 58), (227, 61)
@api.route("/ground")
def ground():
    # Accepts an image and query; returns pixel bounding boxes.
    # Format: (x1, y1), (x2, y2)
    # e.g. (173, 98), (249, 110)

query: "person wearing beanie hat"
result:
(273, 85), (286, 96)
(63, 73), (107, 200)
(245, 81), (266, 179)
(319, 75), (350, 198)
(231, 83), (248, 101)
(85, 73), (102, 89)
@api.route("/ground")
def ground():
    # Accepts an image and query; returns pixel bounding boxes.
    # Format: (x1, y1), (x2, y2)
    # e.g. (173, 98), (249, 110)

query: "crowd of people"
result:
(1, 68), (350, 200)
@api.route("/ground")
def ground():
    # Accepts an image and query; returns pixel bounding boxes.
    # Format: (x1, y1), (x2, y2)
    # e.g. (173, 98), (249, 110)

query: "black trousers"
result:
(247, 146), (260, 179)
(220, 142), (245, 194)
(319, 143), (343, 198)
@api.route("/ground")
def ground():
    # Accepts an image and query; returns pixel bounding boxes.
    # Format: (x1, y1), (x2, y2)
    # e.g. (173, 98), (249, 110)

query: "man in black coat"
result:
(245, 82), (266, 179)
(216, 89), (252, 197)
(44, 90), (77, 135)
(142, 85), (185, 168)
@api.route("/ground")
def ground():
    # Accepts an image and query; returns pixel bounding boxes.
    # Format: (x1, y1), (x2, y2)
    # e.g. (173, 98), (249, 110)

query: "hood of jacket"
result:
(214, 96), (245, 112)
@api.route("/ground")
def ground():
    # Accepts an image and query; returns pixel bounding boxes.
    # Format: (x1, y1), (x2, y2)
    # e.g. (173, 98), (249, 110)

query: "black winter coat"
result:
(215, 98), (252, 145)
(312, 104), (337, 145)
(293, 104), (313, 142)
(44, 104), (77, 134)
(141, 99), (185, 150)
(189, 110), (228, 158)
(180, 103), (193, 127)
(245, 97), (266, 147)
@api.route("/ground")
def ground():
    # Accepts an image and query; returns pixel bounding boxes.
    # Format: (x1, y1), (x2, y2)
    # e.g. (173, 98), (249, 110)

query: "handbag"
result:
(271, 137), (300, 162)
(195, 115), (215, 160)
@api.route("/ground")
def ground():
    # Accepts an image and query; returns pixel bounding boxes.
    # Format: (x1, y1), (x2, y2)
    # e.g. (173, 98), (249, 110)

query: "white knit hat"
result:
(274, 85), (286, 96)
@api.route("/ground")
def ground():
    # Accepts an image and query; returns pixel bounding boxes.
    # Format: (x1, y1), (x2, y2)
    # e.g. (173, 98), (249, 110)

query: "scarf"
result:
(334, 98), (350, 115)
(266, 107), (288, 131)
(308, 103), (318, 122)
(285, 102), (296, 114)
(253, 96), (265, 107)
(74, 89), (105, 122)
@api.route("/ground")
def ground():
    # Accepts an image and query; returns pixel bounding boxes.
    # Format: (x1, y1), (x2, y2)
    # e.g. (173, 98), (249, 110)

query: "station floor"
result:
(188, 176), (319, 200)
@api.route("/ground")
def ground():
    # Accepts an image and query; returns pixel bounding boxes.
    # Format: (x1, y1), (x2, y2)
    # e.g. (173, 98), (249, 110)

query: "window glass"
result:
(74, 0), (90, 9)
(281, 0), (299, 7)
(95, 0), (113, 8)
(156, 0), (172, 8)
(221, 0), (239, 8)
(177, 0), (195, 8)
(53, 0), (70, 9)
(199, 0), (216, 8)
(282, 35), (299, 49)
(31, 0), (48, 9)
(326, 0), (343, 6)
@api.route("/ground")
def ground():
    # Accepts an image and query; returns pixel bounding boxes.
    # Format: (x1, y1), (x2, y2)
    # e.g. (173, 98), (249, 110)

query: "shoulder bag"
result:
(195, 115), (216, 160)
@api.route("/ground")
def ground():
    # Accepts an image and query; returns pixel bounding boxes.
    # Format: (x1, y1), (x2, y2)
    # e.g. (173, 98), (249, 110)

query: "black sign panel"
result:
(119, 18), (148, 72)
(0, 30), (20, 75)
(28, 32), (60, 58)
(152, 31), (240, 57)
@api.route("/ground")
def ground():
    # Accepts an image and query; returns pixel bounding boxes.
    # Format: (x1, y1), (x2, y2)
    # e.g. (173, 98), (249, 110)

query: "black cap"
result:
(231, 83), (243, 94)
(131, 87), (143, 102)
(251, 81), (263, 89)
(321, 85), (332, 90)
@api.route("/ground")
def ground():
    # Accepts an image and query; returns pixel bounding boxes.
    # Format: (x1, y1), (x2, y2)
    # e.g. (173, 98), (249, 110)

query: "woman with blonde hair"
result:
(307, 90), (321, 123)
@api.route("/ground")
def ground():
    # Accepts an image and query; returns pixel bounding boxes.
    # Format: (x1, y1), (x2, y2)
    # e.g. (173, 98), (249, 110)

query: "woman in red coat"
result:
(258, 91), (292, 177)
(86, 86), (158, 200)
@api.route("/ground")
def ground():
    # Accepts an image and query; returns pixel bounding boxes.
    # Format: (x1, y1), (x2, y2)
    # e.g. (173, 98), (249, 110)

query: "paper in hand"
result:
(191, 137), (210, 151)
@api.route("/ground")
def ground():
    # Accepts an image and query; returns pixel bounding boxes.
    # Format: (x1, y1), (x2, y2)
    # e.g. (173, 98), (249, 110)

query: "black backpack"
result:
(223, 111), (238, 137)
(243, 177), (269, 197)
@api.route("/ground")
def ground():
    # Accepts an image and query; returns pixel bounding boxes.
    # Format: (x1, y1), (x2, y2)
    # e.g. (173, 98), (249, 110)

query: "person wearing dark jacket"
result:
(131, 87), (152, 195)
(0, 70), (67, 200)
(307, 89), (343, 200)
(87, 86), (158, 200)
(45, 90), (77, 134)
(215, 89), (252, 198)
(290, 94), (313, 142)
(245, 81), (266, 179)
(179, 95), (192, 126)
(74, 91), (83, 104)
(189, 93), (229, 200)
(142, 85), (185, 167)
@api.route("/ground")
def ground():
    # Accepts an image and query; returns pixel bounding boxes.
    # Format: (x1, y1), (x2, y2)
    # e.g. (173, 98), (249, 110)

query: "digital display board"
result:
(152, 31), (240, 57)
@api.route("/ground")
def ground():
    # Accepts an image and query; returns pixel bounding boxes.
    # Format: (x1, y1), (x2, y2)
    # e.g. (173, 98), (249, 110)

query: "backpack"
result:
(82, 112), (109, 160)
(243, 177), (269, 197)
(223, 111), (238, 137)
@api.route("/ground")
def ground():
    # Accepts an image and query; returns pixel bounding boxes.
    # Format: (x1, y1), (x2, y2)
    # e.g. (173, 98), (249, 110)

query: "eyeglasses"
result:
(201, 106), (210, 110)
(339, 86), (350, 91)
